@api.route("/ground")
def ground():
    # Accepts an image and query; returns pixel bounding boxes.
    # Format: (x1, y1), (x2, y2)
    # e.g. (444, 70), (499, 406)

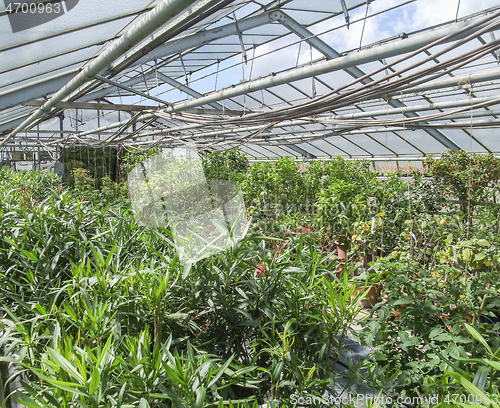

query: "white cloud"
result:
(312, 0), (499, 54)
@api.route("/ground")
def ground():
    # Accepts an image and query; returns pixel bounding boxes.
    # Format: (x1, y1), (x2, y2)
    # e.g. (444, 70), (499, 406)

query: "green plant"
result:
(120, 146), (161, 175)
(314, 180), (372, 242)
(435, 324), (500, 408)
(425, 150), (500, 214)
(1, 168), (355, 407)
(101, 175), (128, 201)
(202, 148), (249, 183)
(73, 167), (95, 196)
(358, 257), (500, 403)
(63, 146), (120, 188)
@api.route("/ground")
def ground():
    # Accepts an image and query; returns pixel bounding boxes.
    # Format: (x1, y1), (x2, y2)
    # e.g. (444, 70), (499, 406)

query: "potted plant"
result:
(350, 260), (387, 308)
(315, 179), (377, 277)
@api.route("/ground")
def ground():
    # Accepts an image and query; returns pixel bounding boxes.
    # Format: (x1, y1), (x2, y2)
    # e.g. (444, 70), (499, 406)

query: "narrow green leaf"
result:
(464, 324), (492, 355)
(46, 347), (84, 384)
(89, 367), (100, 395)
(195, 387), (207, 408)
(448, 372), (500, 408)
(21, 249), (38, 261)
(207, 355), (235, 389)
(138, 398), (150, 408)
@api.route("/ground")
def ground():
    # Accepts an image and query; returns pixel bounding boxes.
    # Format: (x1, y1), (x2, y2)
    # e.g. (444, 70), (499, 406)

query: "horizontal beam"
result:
(327, 96), (500, 120)
(108, 0), (237, 74)
(274, 11), (371, 84)
(156, 72), (224, 110)
(394, 68), (500, 95)
(23, 100), (159, 112)
(94, 74), (171, 106)
(0, 71), (77, 111)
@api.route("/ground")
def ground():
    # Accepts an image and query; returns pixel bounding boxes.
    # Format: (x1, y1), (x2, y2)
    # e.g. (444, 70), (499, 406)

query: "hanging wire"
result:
(154, 59), (160, 109)
(359, 0), (371, 50)
(214, 59), (220, 90)
(310, 44), (317, 98)
(400, 91), (415, 260)
(380, 95), (390, 255)
(455, 0), (462, 22)
(249, 46), (256, 81)
(466, 77), (474, 241)
(296, 40), (302, 68)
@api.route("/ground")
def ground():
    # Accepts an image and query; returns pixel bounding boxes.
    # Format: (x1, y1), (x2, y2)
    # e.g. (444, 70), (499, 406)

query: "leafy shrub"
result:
(425, 150), (500, 214)
(202, 148), (249, 182)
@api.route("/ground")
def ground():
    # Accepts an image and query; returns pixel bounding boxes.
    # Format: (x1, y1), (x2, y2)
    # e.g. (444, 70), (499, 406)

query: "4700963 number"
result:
(444, 394), (499, 405)
(6, 2), (62, 14)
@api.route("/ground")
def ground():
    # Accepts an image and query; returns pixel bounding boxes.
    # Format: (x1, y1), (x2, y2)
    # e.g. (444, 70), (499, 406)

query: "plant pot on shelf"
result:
(352, 283), (379, 308)
(335, 235), (348, 278)
(359, 252), (373, 266)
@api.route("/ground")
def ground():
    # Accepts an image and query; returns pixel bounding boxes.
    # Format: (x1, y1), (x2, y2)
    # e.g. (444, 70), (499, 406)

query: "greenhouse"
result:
(1, 0), (500, 406)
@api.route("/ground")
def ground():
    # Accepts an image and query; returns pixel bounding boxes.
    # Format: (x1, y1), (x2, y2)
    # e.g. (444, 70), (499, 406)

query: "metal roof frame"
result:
(1, 0), (500, 162)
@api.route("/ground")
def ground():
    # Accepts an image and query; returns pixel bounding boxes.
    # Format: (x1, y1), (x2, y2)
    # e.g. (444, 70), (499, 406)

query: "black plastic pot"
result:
(478, 308), (500, 324)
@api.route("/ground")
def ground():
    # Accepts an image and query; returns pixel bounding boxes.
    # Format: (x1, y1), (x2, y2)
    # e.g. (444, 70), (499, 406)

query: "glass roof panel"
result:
(321, 137), (368, 156)
(368, 132), (423, 156)
(0, 20), (128, 75)
(0, 46), (100, 88)
(401, 130), (450, 153)
(470, 128), (500, 153)
(295, 142), (331, 157)
(343, 134), (394, 156)
(441, 129), (489, 152)
(0, 0), (155, 50)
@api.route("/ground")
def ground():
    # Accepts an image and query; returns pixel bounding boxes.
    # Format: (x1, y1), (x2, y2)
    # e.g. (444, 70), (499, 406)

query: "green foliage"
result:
(436, 324), (500, 407)
(202, 148), (249, 182)
(239, 157), (306, 216)
(425, 150), (500, 213)
(314, 180), (372, 239)
(120, 146), (161, 175)
(0, 167), (365, 407)
(101, 175), (128, 202)
(73, 167), (95, 194)
(2, 153), (500, 407)
(358, 256), (500, 403)
(63, 146), (120, 188)
(241, 156), (375, 229)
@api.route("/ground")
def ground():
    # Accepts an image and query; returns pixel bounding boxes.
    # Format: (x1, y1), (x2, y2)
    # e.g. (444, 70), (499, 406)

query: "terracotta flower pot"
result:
(335, 240), (347, 259)
(335, 235), (348, 278)
(352, 284), (379, 308)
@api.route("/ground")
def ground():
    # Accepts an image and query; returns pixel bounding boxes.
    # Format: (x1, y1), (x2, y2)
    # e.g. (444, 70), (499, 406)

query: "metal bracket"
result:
(232, 12), (248, 64)
(339, 0), (350, 28)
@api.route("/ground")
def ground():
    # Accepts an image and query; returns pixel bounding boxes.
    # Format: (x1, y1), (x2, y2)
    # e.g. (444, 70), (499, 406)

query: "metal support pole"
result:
(156, 72), (223, 110)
